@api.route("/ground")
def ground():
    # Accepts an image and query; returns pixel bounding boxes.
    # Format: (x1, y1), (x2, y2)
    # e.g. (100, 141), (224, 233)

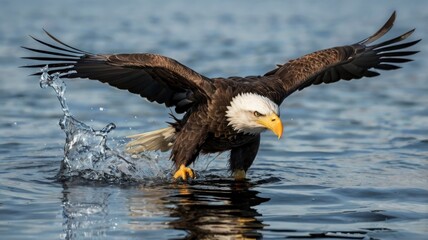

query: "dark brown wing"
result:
(265, 11), (420, 103)
(22, 30), (214, 113)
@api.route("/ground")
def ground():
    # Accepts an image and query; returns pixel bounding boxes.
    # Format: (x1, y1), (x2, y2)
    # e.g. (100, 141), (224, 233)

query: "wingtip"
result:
(21, 46), (32, 51)
(386, 10), (397, 28)
(358, 11), (398, 45)
(408, 28), (416, 35)
(42, 28), (55, 39)
(407, 38), (422, 46)
(43, 28), (55, 39)
(385, 11), (397, 28)
(391, 11), (397, 21)
(28, 35), (39, 42)
(399, 29), (417, 41)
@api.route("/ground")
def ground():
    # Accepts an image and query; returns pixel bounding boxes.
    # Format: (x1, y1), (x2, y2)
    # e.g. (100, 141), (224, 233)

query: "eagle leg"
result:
(173, 164), (195, 180)
(171, 123), (207, 181)
(229, 135), (261, 181)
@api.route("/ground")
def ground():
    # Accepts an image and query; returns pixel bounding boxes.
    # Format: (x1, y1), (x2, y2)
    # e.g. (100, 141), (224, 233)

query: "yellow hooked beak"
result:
(256, 113), (283, 139)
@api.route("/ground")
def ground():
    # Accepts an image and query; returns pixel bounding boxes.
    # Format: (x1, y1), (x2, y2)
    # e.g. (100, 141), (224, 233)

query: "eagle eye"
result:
(253, 111), (264, 117)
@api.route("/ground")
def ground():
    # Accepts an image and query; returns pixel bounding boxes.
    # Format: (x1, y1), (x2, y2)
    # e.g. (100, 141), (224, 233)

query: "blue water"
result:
(1, 0), (428, 239)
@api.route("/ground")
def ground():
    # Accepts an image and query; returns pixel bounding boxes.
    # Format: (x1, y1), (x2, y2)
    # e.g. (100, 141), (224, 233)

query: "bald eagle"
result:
(22, 12), (419, 180)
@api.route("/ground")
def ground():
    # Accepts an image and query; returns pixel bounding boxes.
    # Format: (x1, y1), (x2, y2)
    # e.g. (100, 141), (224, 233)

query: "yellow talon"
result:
(173, 164), (195, 180)
(233, 170), (246, 181)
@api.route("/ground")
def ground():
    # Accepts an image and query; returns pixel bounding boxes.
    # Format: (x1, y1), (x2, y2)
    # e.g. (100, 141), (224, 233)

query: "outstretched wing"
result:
(22, 30), (214, 113)
(265, 11), (420, 102)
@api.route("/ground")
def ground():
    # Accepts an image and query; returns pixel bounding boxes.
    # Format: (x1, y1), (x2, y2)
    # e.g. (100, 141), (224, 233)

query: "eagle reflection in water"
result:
(61, 180), (269, 239)
(167, 181), (269, 239)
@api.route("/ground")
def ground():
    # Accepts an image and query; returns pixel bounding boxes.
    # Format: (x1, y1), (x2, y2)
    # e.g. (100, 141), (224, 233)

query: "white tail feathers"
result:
(125, 126), (176, 154)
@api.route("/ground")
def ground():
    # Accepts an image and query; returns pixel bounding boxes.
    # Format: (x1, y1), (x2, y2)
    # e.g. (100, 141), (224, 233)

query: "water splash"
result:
(39, 66), (169, 183)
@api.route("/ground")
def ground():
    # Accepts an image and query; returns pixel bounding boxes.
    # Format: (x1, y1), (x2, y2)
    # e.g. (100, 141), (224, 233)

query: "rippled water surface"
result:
(1, 0), (428, 239)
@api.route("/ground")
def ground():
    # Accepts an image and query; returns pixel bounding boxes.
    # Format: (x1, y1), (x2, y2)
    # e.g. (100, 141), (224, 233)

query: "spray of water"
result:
(39, 66), (169, 183)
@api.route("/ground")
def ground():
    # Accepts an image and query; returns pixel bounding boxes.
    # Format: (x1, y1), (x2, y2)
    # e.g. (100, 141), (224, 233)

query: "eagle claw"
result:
(173, 164), (195, 181)
(233, 170), (246, 181)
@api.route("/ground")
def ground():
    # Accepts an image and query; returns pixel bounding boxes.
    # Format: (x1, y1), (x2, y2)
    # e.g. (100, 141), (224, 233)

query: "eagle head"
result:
(226, 93), (283, 138)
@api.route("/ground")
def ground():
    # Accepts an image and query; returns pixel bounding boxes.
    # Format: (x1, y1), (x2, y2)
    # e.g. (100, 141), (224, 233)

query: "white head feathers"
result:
(226, 93), (279, 134)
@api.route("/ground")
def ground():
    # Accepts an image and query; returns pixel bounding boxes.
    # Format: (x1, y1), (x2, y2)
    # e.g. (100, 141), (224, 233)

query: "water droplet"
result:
(39, 66), (165, 183)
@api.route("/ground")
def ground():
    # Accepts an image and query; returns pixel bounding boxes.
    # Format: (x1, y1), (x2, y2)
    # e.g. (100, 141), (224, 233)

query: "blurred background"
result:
(0, 0), (427, 239)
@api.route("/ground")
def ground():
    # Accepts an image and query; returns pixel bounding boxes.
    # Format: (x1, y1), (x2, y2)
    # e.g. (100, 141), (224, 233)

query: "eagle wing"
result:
(265, 11), (420, 103)
(22, 30), (214, 113)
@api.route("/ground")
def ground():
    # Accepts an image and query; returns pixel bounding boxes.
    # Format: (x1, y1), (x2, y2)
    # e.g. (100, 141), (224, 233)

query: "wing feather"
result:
(22, 31), (213, 113)
(265, 11), (420, 102)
